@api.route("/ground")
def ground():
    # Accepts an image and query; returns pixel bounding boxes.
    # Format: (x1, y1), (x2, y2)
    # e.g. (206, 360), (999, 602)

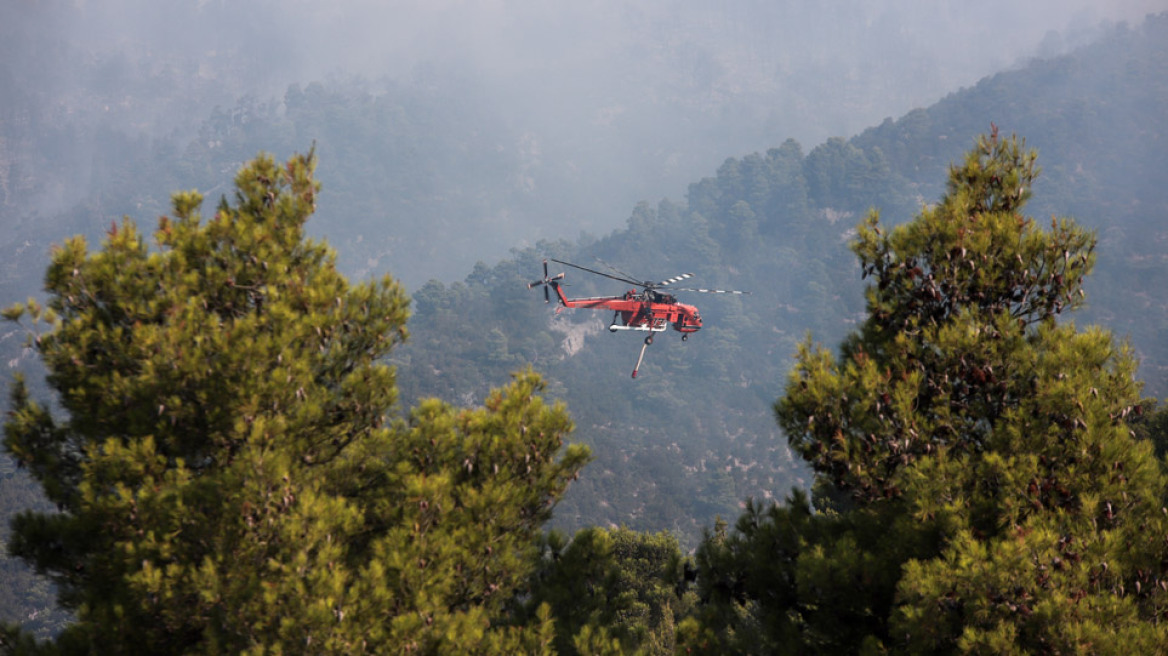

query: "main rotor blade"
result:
(592, 257), (640, 283)
(549, 258), (644, 288)
(669, 287), (751, 295)
(544, 285), (550, 303)
(655, 273), (695, 287)
(591, 259), (695, 289)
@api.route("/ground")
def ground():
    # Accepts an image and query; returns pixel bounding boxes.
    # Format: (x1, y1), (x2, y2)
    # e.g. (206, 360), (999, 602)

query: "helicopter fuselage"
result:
(550, 285), (703, 334)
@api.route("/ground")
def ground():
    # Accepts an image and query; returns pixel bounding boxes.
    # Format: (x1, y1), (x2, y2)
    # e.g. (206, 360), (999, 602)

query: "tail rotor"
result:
(527, 259), (565, 303)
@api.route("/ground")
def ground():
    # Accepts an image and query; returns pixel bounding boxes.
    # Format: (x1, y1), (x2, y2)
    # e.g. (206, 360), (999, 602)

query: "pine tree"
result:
(689, 130), (1168, 653)
(516, 527), (688, 656)
(1, 151), (588, 654)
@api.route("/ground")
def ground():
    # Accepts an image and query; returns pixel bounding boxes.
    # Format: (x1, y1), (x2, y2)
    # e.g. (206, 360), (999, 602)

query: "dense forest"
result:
(2, 6), (1168, 653)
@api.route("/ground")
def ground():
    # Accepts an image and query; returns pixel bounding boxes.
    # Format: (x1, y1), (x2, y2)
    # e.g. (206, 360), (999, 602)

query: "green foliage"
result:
(515, 526), (689, 656)
(690, 132), (1168, 652)
(685, 493), (940, 654)
(782, 130), (1099, 502)
(1, 152), (587, 654)
(1130, 399), (1168, 467)
(803, 138), (912, 218)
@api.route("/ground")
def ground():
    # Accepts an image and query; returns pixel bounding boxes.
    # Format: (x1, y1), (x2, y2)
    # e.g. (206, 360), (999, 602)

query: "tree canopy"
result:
(1, 151), (588, 654)
(513, 526), (690, 656)
(687, 130), (1168, 653)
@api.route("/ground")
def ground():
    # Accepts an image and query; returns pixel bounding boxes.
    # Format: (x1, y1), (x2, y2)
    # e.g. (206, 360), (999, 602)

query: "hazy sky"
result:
(6, 0), (1168, 283)
(36, 0), (1168, 144)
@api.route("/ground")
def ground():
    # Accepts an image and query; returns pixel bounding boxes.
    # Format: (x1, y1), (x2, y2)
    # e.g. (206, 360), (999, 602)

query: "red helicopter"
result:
(529, 258), (748, 378)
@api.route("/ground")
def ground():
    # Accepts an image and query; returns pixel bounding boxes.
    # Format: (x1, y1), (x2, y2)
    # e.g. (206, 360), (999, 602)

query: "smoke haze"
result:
(4, 0), (1167, 283)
